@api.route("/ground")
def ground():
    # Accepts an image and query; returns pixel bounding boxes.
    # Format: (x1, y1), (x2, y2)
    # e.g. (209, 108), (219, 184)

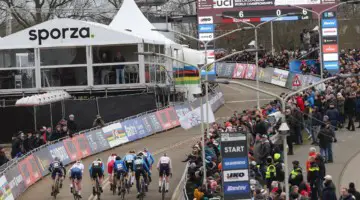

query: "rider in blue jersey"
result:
(143, 148), (155, 169)
(124, 150), (136, 185)
(49, 157), (66, 196)
(133, 153), (151, 198)
(113, 156), (128, 195)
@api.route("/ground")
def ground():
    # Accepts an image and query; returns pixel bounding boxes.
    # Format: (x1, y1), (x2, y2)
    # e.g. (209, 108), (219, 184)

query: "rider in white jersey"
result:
(157, 153), (172, 193)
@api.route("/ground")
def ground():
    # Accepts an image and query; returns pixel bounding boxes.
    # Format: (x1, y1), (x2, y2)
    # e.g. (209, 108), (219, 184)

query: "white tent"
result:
(109, 0), (174, 45)
(15, 90), (71, 106)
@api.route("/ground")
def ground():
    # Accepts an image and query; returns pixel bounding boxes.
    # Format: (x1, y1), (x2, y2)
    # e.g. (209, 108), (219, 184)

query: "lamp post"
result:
(214, 73), (358, 200)
(222, 13), (300, 110)
(287, 0), (360, 79)
(136, 49), (259, 188)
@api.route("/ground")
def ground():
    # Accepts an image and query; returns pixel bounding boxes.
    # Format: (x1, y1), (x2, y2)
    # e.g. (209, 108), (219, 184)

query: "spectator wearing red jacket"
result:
(306, 147), (317, 172)
(296, 95), (305, 111)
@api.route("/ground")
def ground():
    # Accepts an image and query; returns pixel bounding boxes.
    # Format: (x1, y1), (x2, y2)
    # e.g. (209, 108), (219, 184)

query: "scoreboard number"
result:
(302, 9), (307, 15)
(276, 9), (281, 16)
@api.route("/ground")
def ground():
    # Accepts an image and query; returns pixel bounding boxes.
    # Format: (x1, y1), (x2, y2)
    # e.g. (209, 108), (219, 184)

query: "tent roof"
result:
(0, 18), (148, 49)
(109, 0), (174, 45)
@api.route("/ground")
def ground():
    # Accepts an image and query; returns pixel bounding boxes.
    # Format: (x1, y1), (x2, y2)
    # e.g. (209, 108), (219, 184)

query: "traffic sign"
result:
(292, 75), (301, 87)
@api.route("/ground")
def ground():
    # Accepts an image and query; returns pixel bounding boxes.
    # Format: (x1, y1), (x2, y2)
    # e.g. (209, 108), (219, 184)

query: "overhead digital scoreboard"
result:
(197, 0), (337, 24)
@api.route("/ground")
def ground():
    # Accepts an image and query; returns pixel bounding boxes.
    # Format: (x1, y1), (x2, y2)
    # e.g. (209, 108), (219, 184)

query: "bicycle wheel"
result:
(139, 176), (145, 200)
(53, 176), (59, 199)
(112, 175), (116, 195)
(161, 179), (166, 200)
(121, 175), (126, 200)
(96, 177), (101, 200)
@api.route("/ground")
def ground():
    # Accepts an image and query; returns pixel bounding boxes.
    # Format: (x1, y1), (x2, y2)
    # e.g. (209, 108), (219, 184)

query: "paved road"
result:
(18, 80), (288, 200)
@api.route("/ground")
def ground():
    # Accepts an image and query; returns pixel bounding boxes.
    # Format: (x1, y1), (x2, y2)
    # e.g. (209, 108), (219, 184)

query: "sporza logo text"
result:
(29, 27), (93, 45)
(322, 19), (337, 28)
(198, 24), (214, 33)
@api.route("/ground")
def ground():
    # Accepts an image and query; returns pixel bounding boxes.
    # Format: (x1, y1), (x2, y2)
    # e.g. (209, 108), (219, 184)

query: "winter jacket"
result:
(317, 127), (335, 149)
(67, 120), (78, 134)
(322, 182), (337, 200)
(348, 188), (360, 200)
(345, 97), (356, 116)
(307, 95), (315, 108)
(253, 139), (271, 165)
(340, 194), (356, 200)
(297, 96), (305, 111)
(326, 108), (340, 122)
(312, 111), (322, 126)
(194, 188), (204, 200)
(356, 97), (360, 113)
(306, 152), (317, 172)
(337, 98), (345, 114)
(315, 154), (326, 179)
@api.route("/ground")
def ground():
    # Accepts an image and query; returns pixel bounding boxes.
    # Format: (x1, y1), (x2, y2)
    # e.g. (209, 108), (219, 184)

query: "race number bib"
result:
(53, 162), (59, 168)
(134, 159), (142, 165)
(116, 164), (123, 170)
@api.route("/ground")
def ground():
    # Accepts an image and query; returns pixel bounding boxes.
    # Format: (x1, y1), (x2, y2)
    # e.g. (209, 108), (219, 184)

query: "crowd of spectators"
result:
(7, 114), (78, 164)
(185, 49), (360, 199)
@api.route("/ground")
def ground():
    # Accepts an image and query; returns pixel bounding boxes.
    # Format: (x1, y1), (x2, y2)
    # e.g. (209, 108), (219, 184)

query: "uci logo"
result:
(29, 27), (93, 45)
(213, 0), (233, 8)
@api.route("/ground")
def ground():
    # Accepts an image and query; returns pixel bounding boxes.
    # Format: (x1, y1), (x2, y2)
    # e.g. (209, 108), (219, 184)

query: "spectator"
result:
(311, 106), (322, 145)
(0, 147), (9, 166)
(285, 108), (295, 155)
(349, 183), (360, 200)
(289, 160), (303, 187)
(345, 92), (356, 131)
(337, 93), (346, 128)
(40, 126), (50, 143)
(317, 120), (336, 163)
(322, 175), (337, 200)
(33, 132), (45, 148)
(307, 156), (321, 200)
(306, 147), (317, 172)
(326, 103), (339, 131)
(67, 114), (78, 135)
(62, 125), (71, 138)
(25, 132), (36, 152)
(50, 125), (63, 141)
(340, 187), (356, 200)
(93, 115), (105, 128)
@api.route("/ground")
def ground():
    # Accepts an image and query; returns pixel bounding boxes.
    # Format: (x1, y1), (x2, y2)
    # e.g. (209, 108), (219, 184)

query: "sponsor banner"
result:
(102, 122), (129, 148)
(322, 28), (337, 36)
(234, 0), (274, 7)
(289, 59), (317, 73)
(140, 115), (154, 135)
(179, 104), (215, 130)
(146, 113), (164, 133)
(0, 175), (14, 200)
(199, 33), (214, 41)
(199, 42), (214, 50)
(323, 53), (339, 61)
(223, 157), (248, 170)
(85, 130), (110, 154)
(33, 148), (53, 176)
(322, 19), (337, 28)
(166, 107), (181, 128)
(213, 0), (234, 8)
(174, 103), (192, 119)
(198, 16), (214, 24)
(324, 61), (339, 71)
(47, 142), (71, 165)
(244, 64), (256, 80)
(223, 182), (251, 196)
(323, 36), (337, 44)
(271, 68), (289, 87)
(275, 0), (320, 6)
(198, 24), (215, 33)
(258, 67), (275, 83)
(156, 109), (172, 130)
(216, 62), (235, 78)
(232, 63), (246, 79)
(223, 169), (249, 182)
(63, 134), (92, 162)
(198, 0), (213, 9)
(17, 155), (41, 188)
(221, 132), (248, 157)
(5, 165), (26, 199)
(122, 118), (149, 141)
(209, 91), (225, 112)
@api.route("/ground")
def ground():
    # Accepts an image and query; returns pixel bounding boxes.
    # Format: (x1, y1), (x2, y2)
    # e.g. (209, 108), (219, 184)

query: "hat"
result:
(324, 175), (332, 181)
(292, 160), (299, 165)
(309, 147), (316, 153)
(69, 114), (74, 118)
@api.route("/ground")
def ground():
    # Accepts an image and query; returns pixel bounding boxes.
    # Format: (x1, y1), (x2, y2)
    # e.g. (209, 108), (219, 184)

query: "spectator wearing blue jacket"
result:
(325, 103), (339, 131)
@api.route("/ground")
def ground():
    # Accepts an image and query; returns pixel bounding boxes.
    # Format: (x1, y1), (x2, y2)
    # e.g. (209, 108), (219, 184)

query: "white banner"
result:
(180, 104), (215, 130)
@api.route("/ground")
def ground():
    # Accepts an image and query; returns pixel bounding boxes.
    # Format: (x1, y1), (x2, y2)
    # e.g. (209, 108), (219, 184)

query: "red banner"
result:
(165, 107), (180, 128)
(156, 109), (172, 130)
(63, 134), (92, 162)
(17, 155), (41, 187)
(232, 64), (246, 79)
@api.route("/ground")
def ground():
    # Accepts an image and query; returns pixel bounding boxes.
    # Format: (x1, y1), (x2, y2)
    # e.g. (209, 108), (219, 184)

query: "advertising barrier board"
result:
(122, 118), (149, 141)
(216, 63), (236, 78)
(174, 103), (192, 119)
(179, 104), (215, 130)
(244, 64), (256, 80)
(258, 67), (275, 83)
(271, 68), (289, 87)
(140, 115), (154, 135)
(85, 130), (110, 154)
(167, 107), (181, 128)
(232, 63), (246, 79)
(47, 142), (71, 165)
(33, 148), (53, 176)
(5, 166), (26, 199)
(102, 122), (129, 147)
(63, 134), (92, 162)
(17, 155), (41, 188)
(147, 113), (163, 133)
(0, 175), (14, 200)
(221, 132), (250, 200)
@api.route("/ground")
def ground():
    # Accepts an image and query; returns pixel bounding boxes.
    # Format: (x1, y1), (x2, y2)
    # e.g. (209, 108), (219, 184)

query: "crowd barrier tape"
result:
(0, 87), (225, 200)
(215, 62), (321, 91)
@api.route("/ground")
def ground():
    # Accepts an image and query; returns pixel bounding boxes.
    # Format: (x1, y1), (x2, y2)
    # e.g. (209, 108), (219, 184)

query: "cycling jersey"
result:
(89, 161), (105, 179)
(49, 160), (65, 180)
(157, 156), (172, 177)
(113, 160), (128, 173)
(124, 154), (136, 171)
(70, 163), (84, 180)
(133, 158), (150, 175)
(143, 151), (155, 166)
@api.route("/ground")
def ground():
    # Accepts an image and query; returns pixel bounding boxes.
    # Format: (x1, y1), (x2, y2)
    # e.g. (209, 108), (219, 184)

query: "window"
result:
(92, 45), (138, 63)
(93, 64), (139, 85)
(0, 69), (35, 89)
(41, 67), (87, 87)
(40, 47), (86, 66)
(0, 49), (35, 68)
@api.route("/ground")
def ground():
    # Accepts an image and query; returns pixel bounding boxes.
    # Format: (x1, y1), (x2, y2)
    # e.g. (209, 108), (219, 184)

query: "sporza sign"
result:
(29, 27), (93, 45)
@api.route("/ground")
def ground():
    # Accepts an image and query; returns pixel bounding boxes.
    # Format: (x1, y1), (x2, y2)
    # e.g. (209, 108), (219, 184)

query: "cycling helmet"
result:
(76, 159), (81, 164)
(143, 148), (148, 152)
(97, 158), (102, 162)
(137, 152), (144, 157)
(116, 156), (121, 160)
(54, 157), (60, 162)
(129, 150), (136, 154)
(163, 153), (167, 157)
(136, 156), (143, 160)
(111, 153), (117, 157)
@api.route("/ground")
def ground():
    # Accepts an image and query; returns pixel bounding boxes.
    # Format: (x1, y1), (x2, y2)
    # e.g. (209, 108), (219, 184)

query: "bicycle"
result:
(72, 178), (81, 200)
(94, 176), (101, 200)
(126, 171), (132, 194)
(138, 174), (147, 200)
(52, 173), (61, 199)
(160, 170), (167, 200)
(111, 173), (116, 195)
(118, 172), (127, 200)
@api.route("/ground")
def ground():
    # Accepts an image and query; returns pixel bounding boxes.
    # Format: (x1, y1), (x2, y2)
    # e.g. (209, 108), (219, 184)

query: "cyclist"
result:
(89, 158), (105, 195)
(49, 157), (66, 196)
(133, 154), (151, 198)
(143, 148), (155, 169)
(113, 156), (128, 195)
(69, 159), (84, 198)
(157, 153), (172, 193)
(124, 150), (136, 185)
(107, 153), (117, 191)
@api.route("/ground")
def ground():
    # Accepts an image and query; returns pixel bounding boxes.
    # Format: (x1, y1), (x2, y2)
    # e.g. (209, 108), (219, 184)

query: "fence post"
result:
(50, 103), (53, 129)
(96, 97), (100, 116)
(33, 106), (37, 131)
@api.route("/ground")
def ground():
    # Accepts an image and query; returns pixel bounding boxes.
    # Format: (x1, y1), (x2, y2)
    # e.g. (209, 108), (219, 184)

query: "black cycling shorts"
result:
(91, 167), (104, 179)
(159, 164), (170, 177)
(125, 161), (134, 172)
(115, 170), (127, 179)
